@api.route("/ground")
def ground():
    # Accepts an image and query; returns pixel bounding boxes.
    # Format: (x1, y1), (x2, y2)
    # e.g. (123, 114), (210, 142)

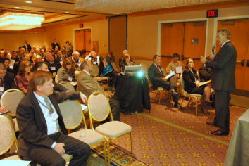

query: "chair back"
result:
(0, 115), (16, 155)
(0, 89), (25, 116)
(87, 91), (111, 122)
(58, 100), (83, 130)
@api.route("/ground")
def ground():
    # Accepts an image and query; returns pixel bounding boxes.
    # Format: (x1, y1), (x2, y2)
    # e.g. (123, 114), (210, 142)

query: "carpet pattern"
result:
(93, 143), (147, 166)
(112, 103), (246, 166)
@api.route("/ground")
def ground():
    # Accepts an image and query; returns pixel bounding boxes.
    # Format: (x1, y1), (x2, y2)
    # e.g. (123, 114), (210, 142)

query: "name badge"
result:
(50, 67), (56, 71)
(68, 76), (73, 81)
(0, 87), (4, 92)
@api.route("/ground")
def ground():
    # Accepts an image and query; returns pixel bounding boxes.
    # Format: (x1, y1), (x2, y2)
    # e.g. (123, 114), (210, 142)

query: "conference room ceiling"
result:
(75, 0), (235, 14)
(0, 0), (241, 25)
(0, 0), (107, 25)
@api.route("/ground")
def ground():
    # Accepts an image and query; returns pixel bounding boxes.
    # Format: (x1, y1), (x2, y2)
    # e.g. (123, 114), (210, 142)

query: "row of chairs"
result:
(150, 76), (202, 116)
(0, 89), (132, 166)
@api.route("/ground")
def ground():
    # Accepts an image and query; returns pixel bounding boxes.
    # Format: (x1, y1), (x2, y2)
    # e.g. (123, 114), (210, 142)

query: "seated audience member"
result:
(99, 57), (114, 77)
(15, 63), (32, 93)
(16, 71), (90, 166)
(44, 52), (61, 75)
(119, 53), (134, 72)
(85, 50), (100, 66)
(0, 49), (5, 63)
(51, 39), (61, 50)
(71, 51), (81, 68)
(106, 52), (118, 72)
(34, 62), (86, 103)
(85, 58), (99, 77)
(166, 53), (182, 72)
(182, 58), (212, 103)
(3, 58), (14, 74)
(23, 41), (32, 53)
(77, 61), (120, 120)
(0, 63), (16, 93)
(148, 55), (179, 108)
(57, 58), (75, 84)
(199, 64), (213, 82)
(166, 53), (182, 87)
(119, 50), (128, 72)
(99, 57), (116, 87)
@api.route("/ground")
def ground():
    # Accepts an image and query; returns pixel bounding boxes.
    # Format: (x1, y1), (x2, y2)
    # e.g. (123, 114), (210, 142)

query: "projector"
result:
(124, 64), (144, 77)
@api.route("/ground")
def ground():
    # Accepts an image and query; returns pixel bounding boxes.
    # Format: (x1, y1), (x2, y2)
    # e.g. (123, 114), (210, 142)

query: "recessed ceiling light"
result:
(25, 0), (32, 4)
(14, 7), (20, 9)
(64, 11), (69, 14)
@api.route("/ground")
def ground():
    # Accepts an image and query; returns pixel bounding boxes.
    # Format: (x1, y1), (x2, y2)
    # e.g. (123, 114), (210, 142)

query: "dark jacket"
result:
(182, 69), (198, 93)
(3, 71), (16, 90)
(148, 63), (165, 88)
(16, 92), (67, 158)
(206, 41), (237, 92)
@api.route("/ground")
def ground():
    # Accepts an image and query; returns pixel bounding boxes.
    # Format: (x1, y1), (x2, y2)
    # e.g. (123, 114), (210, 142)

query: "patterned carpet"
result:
(113, 103), (247, 166)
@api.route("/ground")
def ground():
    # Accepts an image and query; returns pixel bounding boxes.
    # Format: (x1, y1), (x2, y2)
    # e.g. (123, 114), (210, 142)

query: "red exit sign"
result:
(207, 9), (218, 18)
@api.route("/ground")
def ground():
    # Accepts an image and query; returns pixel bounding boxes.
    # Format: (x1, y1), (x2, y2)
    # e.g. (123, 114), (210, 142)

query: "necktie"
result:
(44, 96), (54, 114)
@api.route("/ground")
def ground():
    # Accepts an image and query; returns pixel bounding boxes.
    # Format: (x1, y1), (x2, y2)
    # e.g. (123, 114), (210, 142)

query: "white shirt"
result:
(221, 40), (230, 48)
(34, 92), (59, 135)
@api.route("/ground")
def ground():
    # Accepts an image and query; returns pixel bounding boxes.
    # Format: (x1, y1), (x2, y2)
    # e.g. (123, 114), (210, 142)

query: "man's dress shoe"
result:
(210, 129), (229, 136)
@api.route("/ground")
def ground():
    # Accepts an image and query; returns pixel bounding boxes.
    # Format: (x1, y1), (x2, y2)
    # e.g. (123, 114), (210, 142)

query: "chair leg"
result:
(129, 132), (133, 153)
(158, 91), (161, 104)
(103, 141), (108, 166)
(104, 139), (111, 166)
(195, 100), (198, 116)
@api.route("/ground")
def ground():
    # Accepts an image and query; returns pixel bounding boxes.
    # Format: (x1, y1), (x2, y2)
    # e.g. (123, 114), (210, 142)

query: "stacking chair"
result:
(0, 115), (17, 156)
(1, 89), (25, 133)
(58, 100), (105, 147)
(87, 91), (132, 165)
(1, 89), (25, 117)
(179, 78), (202, 116)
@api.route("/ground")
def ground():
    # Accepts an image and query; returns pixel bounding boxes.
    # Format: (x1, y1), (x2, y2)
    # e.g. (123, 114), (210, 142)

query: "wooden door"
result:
(75, 30), (84, 51)
(109, 15), (127, 65)
(218, 18), (249, 91)
(84, 29), (92, 51)
(161, 23), (184, 56)
(75, 29), (91, 52)
(183, 21), (206, 69)
(161, 21), (206, 68)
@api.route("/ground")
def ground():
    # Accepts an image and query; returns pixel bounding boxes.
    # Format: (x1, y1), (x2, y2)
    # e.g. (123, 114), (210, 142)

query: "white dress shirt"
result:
(34, 92), (60, 135)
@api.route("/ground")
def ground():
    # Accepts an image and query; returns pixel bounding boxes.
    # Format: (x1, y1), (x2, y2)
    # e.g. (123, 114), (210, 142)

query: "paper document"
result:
(175, 66), (183, 74)
(81, 104), (88, 111)
(197, 80), (211, 87)
(165, 70), (176, 80)
(0, 160), (31, 166)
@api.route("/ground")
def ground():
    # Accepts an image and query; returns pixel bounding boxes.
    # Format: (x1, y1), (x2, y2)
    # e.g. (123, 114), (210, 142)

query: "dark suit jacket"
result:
(206, 41), (237, 92)
(182, 69), (198, 93)
(16, 92), (67, 158)
(148, 63), (165, 88)
(4, 71), (16, 90)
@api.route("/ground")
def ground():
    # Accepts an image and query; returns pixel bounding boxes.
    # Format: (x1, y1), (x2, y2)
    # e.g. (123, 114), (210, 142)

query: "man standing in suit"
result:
(203, 29), (237, 136)
(16, 71), (91, 166)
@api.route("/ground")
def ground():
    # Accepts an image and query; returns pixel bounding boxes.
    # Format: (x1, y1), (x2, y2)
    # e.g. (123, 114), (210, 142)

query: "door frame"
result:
(73, 27), (92, 51)
(214, 15), (249, 47)
(157, 18), (208, 56)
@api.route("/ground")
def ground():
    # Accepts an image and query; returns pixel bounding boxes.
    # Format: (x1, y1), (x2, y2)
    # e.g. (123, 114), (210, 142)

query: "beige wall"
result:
(0, 5), (248, 59)
(0, 19), (108, 54)
(44, 19), (108, 54)
(128, 5), (249, 59)
(0, 31), (46, 51)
